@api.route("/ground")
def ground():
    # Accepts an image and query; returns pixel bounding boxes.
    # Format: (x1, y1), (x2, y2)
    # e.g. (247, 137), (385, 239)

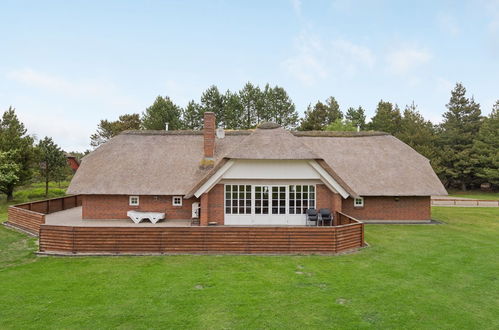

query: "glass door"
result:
(271, 186), (286, 215)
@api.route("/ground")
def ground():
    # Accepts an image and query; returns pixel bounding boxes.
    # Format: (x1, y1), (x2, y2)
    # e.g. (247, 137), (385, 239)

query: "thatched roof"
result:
(227, 127), (320, 160)
(67, 126), (446, 197)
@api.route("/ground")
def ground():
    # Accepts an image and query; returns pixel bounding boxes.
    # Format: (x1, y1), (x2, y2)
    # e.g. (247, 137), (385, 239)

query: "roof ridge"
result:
(293, 131), (389, 137)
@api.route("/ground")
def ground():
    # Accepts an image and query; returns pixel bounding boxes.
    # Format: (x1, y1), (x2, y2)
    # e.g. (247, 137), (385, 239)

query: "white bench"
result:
(127, 210), (165, 224)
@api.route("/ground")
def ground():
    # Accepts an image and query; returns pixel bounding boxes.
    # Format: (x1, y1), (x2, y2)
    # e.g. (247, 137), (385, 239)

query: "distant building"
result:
(66, 155), (80, 172)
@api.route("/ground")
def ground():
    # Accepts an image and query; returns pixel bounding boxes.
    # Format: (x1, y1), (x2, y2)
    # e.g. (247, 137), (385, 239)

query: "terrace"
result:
(6, 195), (365, 255)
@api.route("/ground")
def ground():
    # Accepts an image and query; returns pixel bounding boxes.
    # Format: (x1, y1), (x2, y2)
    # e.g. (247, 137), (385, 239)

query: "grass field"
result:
(447, 190), (499, 200)
(0, 205), (498, 329)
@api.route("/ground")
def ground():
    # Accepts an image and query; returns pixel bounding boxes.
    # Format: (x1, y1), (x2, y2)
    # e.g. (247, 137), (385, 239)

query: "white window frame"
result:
(129, 195), (139, 206)
(224, 184), (316, 216)
(354, 197), (364, 207)
(172, 196), (183, 207)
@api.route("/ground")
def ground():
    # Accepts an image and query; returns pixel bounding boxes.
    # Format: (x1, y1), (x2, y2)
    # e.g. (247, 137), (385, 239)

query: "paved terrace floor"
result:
(45, 207), (193, 227)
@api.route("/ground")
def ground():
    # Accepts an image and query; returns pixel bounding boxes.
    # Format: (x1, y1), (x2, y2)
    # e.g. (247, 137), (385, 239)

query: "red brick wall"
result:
(341, 196), (431, 220)
(82, 195), (198, 220)
(207, 184), (224, 225)
(316, 184), (342, 214)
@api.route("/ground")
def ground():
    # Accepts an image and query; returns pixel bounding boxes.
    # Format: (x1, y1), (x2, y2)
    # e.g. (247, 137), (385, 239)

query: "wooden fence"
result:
(39, 216), (364, 255)
(431, 198), (499, 207)
(7, 195), (82, 235)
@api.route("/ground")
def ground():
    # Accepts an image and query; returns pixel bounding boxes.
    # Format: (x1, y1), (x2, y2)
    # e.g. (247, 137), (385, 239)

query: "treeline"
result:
(91, 82), (498, 191)
(0, 107), (73, 200)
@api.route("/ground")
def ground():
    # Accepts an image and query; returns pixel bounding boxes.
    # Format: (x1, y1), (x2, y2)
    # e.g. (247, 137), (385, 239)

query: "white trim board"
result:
(194, 159), (350, 199)
(307, 160), (349, 198)
(193, 160), (235, 198)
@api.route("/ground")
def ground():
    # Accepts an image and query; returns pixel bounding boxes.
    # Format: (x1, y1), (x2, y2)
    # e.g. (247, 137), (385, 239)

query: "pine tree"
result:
(396, 103), (441, 173)
(345, 106), (366, 130)
(0, 107), (35, 200)
(141, 96), (182, 130)
(90, 113), (141, 147)
(368, 100), (402, 134)
(472, 101), (499, 186)
(200, 86), (226, 127)
(439, 83), (483, 190)
(36, 137), (67, 197)
(223, 90), (244, 129)
(239, 82), (262, 128)
(299, 97), (343, 131)
(182, 100), (204, 129)
(260, 84), (299, 128)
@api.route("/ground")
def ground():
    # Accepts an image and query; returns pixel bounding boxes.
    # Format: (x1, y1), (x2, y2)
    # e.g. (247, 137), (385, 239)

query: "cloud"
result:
(437, 13), (459, 36)
(386, 46), (432, 75)
(291, 0), (302, 16)
(6, 68), (135, 107)
(281, 32), (375, 85)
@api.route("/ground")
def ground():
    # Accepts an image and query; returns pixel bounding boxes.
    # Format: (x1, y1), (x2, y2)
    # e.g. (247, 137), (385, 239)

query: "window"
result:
(254, 185), (269, 214)
(225, 185), (251, 214)
(289, 185), (315, 214)
(271, 186), (286, 214)
(354, 197), (364, 207)
(129, 196), (139, 206)
(172, 196), (182, 206)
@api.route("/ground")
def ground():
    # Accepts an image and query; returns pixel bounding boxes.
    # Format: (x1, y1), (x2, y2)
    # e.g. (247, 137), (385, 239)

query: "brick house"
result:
(67, 112), (447, 225)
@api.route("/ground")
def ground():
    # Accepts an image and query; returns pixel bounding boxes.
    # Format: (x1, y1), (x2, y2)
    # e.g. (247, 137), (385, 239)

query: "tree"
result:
(439, 83), (483, 190)
(182, 100), (204, 129)
(90, 113), (141, 147)
(200, 86), (226, 127)
(239, 82), (263, 129)
(368, 100), (402, 134)
(223, 90), (244, 129)
(472, 101), (499, 186)
(260, 84), (299, 128)
(36, 137), (67, 197)
(0, 107), (35, 200)
(324, 119), (356, 131)
(141, 96), (182, 130)
(345, 106), (366, 130)
(0, 151), (20, 199)
(396, 103), (441, 173)
(299, 97), (343, 131)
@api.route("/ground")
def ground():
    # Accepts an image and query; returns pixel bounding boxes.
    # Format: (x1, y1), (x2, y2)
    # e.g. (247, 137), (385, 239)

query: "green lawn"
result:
(447, 190), (499, 200)
(0, 207), (498, 329)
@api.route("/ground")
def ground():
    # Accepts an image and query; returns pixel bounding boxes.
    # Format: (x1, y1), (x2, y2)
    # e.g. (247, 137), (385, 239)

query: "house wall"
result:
(200, 184), (224, 225)
(341, 196), (431, 220)
(82, 195), (197, 220)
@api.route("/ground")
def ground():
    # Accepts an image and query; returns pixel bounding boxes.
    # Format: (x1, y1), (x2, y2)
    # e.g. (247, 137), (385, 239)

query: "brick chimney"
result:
(202, 112), (215, 167)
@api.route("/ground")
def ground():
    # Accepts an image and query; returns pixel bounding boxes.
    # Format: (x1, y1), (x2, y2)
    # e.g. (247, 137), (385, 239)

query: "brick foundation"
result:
(341, 196), (431, 220)
(82, 195), (198, 220)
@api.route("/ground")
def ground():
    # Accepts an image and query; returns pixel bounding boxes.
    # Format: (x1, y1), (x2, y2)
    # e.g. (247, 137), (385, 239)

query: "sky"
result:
(1, 0), (498, 151)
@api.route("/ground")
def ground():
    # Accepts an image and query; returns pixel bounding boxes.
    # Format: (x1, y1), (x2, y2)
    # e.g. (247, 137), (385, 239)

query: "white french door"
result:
(224, 184), (315, 225)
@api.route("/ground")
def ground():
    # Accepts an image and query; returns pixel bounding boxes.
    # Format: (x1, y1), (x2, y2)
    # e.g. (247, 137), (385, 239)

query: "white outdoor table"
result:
(126, 210), (166, 224)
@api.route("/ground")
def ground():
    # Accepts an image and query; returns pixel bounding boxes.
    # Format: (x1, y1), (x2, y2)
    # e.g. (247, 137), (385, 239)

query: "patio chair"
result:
(306, 208), (319, 226)
(319, 208), (332, 226)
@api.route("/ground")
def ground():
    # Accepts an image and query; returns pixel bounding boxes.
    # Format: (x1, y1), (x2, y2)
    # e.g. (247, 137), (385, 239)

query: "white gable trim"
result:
(193, 160), (235, 198)
(307, 160), (349, 199)
(194, 159), (349, 199)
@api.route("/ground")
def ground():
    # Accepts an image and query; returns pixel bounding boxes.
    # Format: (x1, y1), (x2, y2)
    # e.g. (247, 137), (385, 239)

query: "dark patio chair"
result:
(319, 208), (332, 226)
(306, 208), (319, 226)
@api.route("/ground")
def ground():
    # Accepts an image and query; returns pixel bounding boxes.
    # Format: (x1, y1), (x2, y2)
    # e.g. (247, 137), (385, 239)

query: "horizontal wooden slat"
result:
(39, 217), (364, 255)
